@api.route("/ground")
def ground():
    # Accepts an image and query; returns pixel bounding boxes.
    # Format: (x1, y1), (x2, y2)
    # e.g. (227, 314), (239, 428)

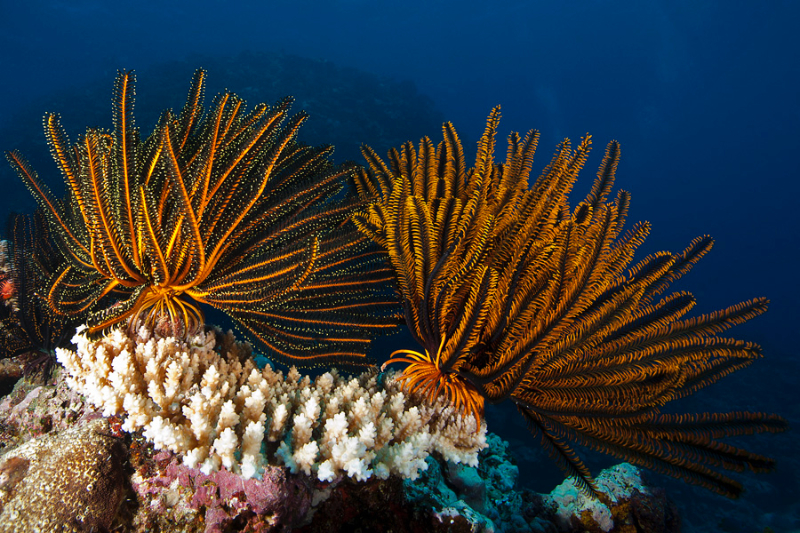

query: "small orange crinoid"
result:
(0, 277), (13, 301)
(382, 340), (484, 426)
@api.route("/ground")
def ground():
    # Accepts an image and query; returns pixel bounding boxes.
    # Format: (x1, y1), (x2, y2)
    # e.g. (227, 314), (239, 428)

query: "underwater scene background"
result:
(0, 1), (797, 532)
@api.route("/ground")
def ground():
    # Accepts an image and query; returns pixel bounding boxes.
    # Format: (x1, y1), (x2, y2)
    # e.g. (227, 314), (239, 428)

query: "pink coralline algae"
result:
(133, 451), (313, 532)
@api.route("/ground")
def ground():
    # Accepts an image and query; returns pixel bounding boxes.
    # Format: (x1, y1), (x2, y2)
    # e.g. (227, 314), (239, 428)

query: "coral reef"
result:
(0, 241), (18, 364)
(0, 368), (95, 449)
(0, 242), (14, 312)
(399, 433), (680, 533)
(399, 434), (546, 532)
(547, 463), (680, 533)
(56, 325), (486, 482)
(0, 63), (789, 530)
(0, 357), (682, 532)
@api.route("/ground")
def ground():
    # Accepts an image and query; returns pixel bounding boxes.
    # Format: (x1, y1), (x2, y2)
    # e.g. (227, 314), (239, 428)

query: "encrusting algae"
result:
(0, 68), (788, 531)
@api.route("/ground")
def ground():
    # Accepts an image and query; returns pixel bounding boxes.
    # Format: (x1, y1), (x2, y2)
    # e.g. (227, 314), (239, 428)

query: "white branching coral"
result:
(56, 326), (487, 482)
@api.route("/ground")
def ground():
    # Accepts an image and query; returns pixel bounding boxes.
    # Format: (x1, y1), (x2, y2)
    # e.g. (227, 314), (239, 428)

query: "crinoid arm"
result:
(517, 402), (786, 499)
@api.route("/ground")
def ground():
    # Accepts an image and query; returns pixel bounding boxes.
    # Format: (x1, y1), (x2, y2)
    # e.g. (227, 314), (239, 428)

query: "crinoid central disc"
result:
(132, 285), (205, 337)
(383, 347), (485, 426)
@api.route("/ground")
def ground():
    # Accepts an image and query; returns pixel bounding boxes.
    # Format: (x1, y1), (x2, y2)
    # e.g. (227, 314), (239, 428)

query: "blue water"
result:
(1, 1), (797, 531)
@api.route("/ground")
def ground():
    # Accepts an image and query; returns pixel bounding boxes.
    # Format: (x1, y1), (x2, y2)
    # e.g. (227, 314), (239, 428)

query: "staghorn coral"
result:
(7, 69), (400, 367)
(56, 325), (486, 483)
(353, 107), (787, 498)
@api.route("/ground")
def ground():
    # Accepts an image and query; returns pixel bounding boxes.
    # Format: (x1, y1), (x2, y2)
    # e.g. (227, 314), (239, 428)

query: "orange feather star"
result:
(355, 107), (787, 498)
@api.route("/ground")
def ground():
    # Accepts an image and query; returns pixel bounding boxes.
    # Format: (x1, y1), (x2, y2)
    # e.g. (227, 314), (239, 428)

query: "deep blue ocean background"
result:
(0, 1), (797, 531)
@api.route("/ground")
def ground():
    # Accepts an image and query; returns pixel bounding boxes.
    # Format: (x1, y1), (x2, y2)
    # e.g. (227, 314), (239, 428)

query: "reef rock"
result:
(397, 433), (680, 533)
(0, 368), (96, 450)
(0, 418), (129, 532)
(547, 463), (680, 533)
